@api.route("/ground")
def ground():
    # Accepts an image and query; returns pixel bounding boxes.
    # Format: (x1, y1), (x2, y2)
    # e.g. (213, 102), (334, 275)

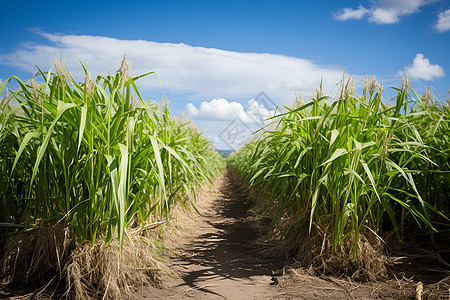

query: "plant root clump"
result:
(239, 171), (388, 281)
(0, 222), (72, 287)
(66, 235), (166, 299)
(424, 276), (450, 299)
(0, 223), (168, 299)
(265, 215), (387, 282)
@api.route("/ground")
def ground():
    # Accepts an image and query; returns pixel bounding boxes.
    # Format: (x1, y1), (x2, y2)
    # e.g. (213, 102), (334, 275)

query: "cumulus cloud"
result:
(435, 8), (450, 32)
(370, 8), (401, 24)
(187, 98), (247, 122)
(0, 31), (352, 102)
(333, 5), (369, 21)
(186, 98), (275, 124)
(405, 53), (445, 81)
(334, 0), (428, 25)
(245, 99), (275, 124)
(186, 97), (280, 149)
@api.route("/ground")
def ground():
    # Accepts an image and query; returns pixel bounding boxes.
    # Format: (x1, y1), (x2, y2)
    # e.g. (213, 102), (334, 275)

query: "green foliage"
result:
(0, 60), (225, 251)
(229, 76), (449, 258)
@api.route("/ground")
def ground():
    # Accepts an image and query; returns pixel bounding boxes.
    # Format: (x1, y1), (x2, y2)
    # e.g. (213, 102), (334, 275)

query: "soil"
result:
(133, 168), (450, 300)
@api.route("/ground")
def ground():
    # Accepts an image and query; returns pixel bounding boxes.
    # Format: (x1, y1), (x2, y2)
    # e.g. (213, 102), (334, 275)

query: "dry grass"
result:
(267, 221), (387, 281)
(424, 276), (450, 299)
(65, 234), (166, 299)
(0, 222), (72, 287)
(0, 223), (168, 299)
(273, 266), (417, 299)
(274, 268), (450, 300)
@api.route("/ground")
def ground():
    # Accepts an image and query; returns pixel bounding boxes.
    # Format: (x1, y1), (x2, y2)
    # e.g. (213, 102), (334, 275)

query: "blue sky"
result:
(1, 0), (449, 149)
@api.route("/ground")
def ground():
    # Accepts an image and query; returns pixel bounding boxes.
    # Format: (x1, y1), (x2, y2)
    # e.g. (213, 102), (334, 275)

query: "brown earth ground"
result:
(134, 168), (450, 300)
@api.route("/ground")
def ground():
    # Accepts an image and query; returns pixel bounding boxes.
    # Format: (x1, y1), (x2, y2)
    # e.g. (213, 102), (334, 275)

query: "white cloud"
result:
(334, 0), (428, 25)
(245, 99), (274, 123)
(405, 53), (445, 81)
(186, 98), (275, 124)
(0, 31), (352, 102)
(370, 8), (400, 24)
(334, 5), (369, 21)
(186, 98), (277, 150)
(435, 8), (450, 32)
(187, 98), (248, 122)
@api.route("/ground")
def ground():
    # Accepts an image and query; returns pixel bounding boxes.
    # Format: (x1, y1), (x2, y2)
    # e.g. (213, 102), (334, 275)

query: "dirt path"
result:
(135, 168), (285, 300)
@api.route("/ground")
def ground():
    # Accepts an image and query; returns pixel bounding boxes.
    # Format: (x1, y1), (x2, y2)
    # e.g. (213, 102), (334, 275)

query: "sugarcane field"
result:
(1, 1), (450, 299)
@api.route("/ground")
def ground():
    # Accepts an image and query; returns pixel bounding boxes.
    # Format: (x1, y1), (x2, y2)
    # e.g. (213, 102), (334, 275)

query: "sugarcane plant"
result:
(229, 74), (449, 259)
(0, 58), (225, 253)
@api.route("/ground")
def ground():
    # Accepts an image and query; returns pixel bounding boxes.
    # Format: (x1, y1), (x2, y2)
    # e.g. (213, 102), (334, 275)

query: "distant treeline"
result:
(216, 149), (233, 158)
